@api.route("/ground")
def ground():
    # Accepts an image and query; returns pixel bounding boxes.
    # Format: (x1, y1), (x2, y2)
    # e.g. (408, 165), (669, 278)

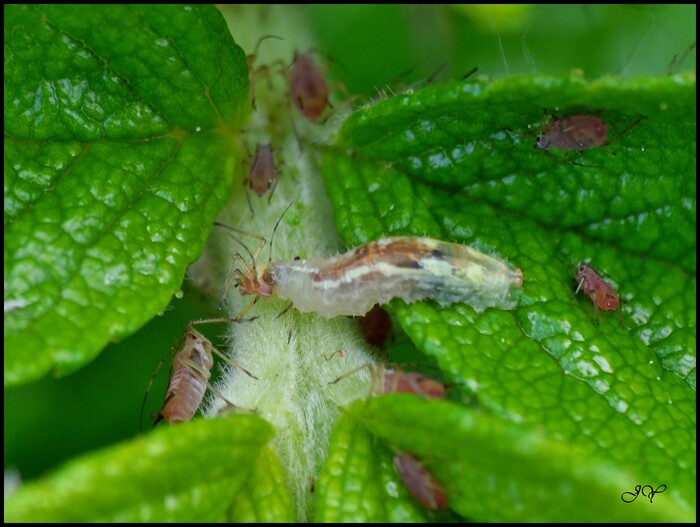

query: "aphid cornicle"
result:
(228, 236), (523, 319)
(149, 321), (257, 426)
(573, 263), (621, 324)
(393, 452), (448, 511)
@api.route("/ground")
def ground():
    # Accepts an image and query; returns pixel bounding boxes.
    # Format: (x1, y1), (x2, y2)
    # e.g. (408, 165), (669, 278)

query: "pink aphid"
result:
(393, 452), (448, 510)
(573, 263), (620, 324)
(534, 115), (608, 152)
(289, 51), (331, 122)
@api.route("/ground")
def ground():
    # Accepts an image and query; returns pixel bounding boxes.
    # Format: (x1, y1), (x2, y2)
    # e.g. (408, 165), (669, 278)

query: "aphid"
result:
(225, 235), (523, 319)
(573, 263), (621, 324)
(357, 304), (392, 348)
(533, 113), (646, 153)
(247, 34), (283, 111)
(329, 363), (446, 401)
(143, 319), (257, 427)
(247, 144), (278, 197)
(393, 452), (448, 510)
(289, 51), (332, 122)
(244, 143), (281, 215)
(382, 368), (446, 399)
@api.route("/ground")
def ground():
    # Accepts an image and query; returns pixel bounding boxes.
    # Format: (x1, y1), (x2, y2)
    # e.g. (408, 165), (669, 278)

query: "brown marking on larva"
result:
(313, 239), (437, 282)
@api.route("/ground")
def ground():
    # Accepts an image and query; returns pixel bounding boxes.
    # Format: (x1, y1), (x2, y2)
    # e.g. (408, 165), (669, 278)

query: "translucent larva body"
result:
(534, 115), (608, 152)
(393, 452), (448, 510)
(250, 237), (523, 318)
(573, 263), (620, 324)
(154, 325), (215, 424)
(248, 144), (278, 197)
(289, 51), (330, 122)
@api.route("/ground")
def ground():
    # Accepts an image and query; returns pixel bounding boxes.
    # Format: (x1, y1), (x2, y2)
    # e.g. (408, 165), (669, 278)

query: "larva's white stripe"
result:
(264, 236), (522, 318)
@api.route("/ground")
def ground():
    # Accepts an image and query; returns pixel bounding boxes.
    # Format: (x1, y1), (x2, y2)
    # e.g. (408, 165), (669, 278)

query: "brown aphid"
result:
(245, 143), (281, 216)
(393, 452), (448, 510)
(357, 305), (392, 348)
(329, 363), (446, 401)
(289, 51), (331, 122)
(144, 319), (257, 427)
(573, 263), (621, 324)
(534, 113), (646, 153)
(534, 115), (608, 152)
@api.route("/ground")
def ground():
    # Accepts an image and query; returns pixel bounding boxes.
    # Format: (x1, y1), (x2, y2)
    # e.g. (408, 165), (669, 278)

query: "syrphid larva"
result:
(225, 235), (523, 319)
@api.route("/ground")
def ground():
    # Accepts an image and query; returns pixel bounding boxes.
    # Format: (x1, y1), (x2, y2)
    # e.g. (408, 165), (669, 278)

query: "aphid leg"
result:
(218, 257), (249, 309)
(573, 275), (585, 298)
(205, 380), (253, 415)
(214, 222), (268, 263)
(328, 362), (381, 402)
(235, 296), (260, 321)
(189, 319), (259, 379)
(605, 115), (647, 147)
(275, 301), (294, 320)
(328, 362), (373, 386)
(266, 166), (282, 204)
(286, 307), (294, 344)
(461, 66), (478, 80)
(245, 186), (255, 217)
(591, 289), (600, 325)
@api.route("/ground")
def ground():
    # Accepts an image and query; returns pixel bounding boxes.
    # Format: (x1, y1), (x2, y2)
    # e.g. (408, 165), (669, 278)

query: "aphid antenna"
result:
(666, 41), (696, 75)
(460, 66), (478, 81)
(268, 200), (295, 264)
(605, 115), (647, 147)
(425, 61), (448, 84)
(139, 331), (188, 432)
(249, 34), (284, 58)
(327, 362), (378, 402)
(214, 222), (267, 266)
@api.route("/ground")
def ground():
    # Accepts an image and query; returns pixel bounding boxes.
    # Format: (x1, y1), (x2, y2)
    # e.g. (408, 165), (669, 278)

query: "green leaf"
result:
(316, 411), (429, 522)
(322, 73), (696, 519)
(348, 395), (694, 522)
(226, 446), (296, 522)
(4, 4), (249, 386)
(4, 414), (274, 522)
